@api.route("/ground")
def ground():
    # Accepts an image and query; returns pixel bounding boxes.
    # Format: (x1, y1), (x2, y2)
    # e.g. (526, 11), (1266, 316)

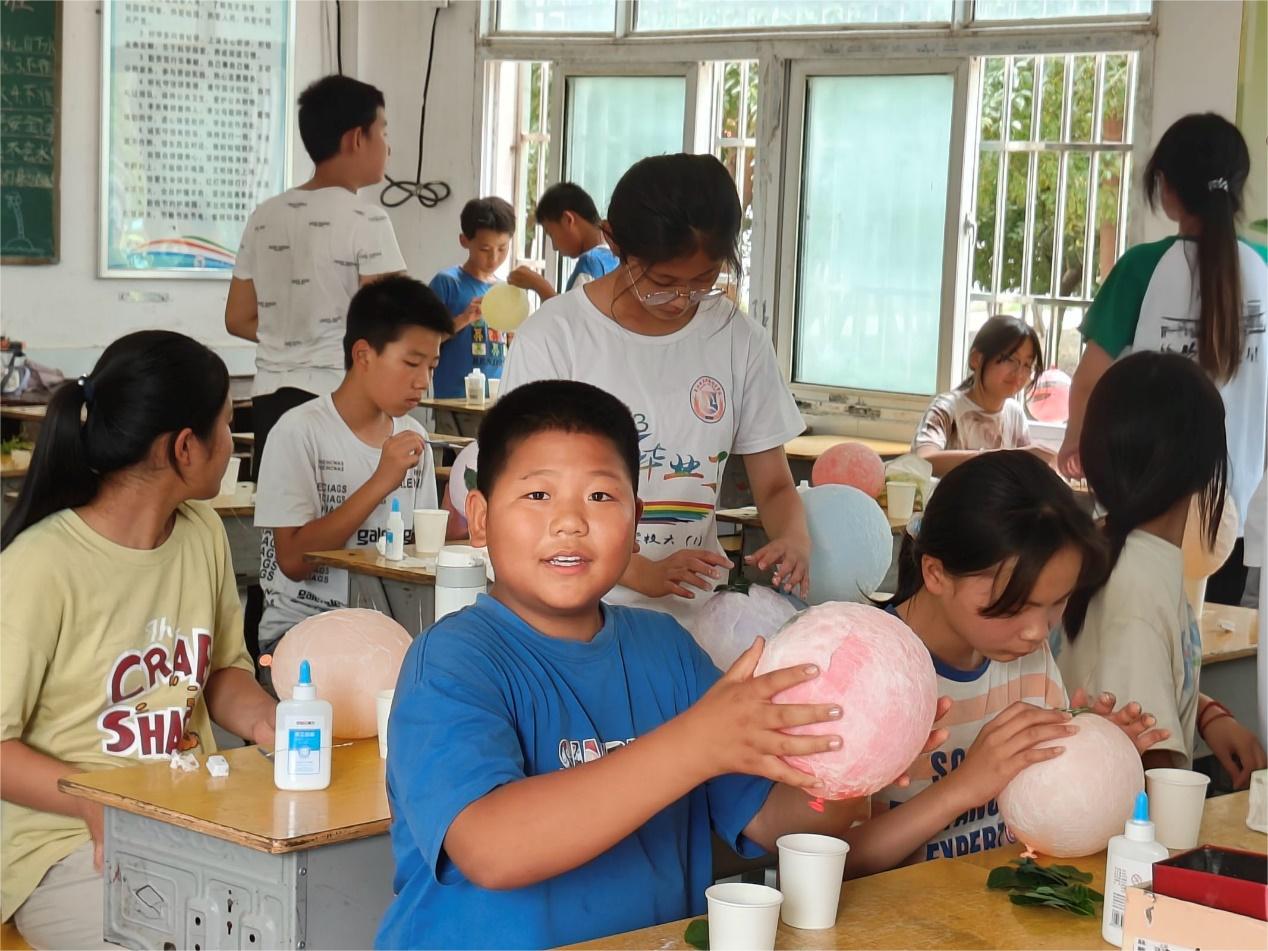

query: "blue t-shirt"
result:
(376, 595), (773, 950)
(565, 245), (619, 291)
(428, 266), (505, 398)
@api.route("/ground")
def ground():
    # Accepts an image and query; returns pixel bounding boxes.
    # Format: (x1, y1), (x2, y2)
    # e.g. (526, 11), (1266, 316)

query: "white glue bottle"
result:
(1102, 790), (1168, 945)
(384, 498), (405, 561)
(273, 660), (333, 791)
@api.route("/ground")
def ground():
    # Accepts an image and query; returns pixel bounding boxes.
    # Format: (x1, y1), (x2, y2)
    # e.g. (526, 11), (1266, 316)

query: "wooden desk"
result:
(304, 547), (437, 586)
(1200, 602), (1259, 665)
(0, 402), (46, 423)
(717, 505), (909, 536)
(60, 740), (392, 949)
(416, 396), (496, 417)
(784, 434), (911, 462)
(574, 792), (1263, 951)
(231, 431), (254, 447)
(305, 547), (443, 633)
(0, 455), (28, 479)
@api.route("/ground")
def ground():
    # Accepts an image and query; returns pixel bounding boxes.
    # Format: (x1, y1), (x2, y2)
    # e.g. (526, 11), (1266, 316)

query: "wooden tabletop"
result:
(212, 502), (256, 518)
(1200, 602), (1259, 665)
(717, 505), (910, 535)
(572, 792), (1263, 950)
(784, 434), (911, 461)
(0, 402), (46, 422)
(59, 740), (389, 855)
(0, 455), (29, 478)
(305, 547), (438, 584)
(416, 396), (497, 416)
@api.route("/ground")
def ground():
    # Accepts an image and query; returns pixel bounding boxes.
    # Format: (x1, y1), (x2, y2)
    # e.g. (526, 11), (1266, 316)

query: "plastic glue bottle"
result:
(273, 660), (333, 791)
(384, 498), (405, 561)
(1102, 790), (1168, 945)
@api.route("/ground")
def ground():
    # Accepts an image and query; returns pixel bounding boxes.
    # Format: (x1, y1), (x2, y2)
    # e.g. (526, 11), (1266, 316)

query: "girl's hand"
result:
(76, 798), (106, 871)
(745, 535), (810, 599)
(683, 639), (841, 790)
(634, 549), (732, 599)
(1069, 689), (1172, 755)
(948, 702), (1075, 807)
(1057, 436), (1082, 479)
(1203, 715), (1268, 789)
(890, 695), (954, 789)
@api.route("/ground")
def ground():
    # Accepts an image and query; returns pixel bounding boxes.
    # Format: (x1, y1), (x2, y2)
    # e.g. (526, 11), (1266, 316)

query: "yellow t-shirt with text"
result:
(1, 501), (253, 918)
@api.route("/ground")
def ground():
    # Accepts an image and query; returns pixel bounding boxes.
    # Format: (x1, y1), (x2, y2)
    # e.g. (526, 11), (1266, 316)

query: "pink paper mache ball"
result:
(753, 602), (937, 799)
(810, 442), (886, 498)
(270, 608), (412, 738)
(998, 712), (1144, 857)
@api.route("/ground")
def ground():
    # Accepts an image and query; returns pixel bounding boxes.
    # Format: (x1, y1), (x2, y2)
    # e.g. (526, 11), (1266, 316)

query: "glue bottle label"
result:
(285, 717), (322, 776)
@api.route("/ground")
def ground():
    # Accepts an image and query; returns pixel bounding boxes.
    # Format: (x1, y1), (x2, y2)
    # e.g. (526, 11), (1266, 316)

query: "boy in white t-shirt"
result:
(226, 75), (407, 477)
(254, 277), (452, 659)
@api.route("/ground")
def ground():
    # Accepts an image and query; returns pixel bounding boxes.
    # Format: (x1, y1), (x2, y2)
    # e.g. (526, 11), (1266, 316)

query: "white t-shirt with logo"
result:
(234, 187), (406, 398)
(1082, 237), (1267, 531)
(501, 291), (804, 627)
(912, 389), (1032, 454)
(254, 395), (436, 649)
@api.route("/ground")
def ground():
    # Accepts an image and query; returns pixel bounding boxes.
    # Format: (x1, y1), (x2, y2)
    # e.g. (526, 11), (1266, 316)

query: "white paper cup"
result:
(705, 882), (782, 951)
(487, 378), (501, 401)
(464, 376), (485, 403)
(886, 480), (916, 520)
(776, 834), (849, 929)
(1145, 767), (1210, 849)
(376, 689), (394, 759)
(412, 508), (449, 555)
(219, 455), (241, 498)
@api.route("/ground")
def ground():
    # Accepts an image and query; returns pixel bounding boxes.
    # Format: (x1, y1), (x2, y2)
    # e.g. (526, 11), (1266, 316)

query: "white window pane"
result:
(564, 77), (686, 216)
(975, 0), (1150, 20)
(498, 0), (616, 33)
(636, 0), (950, 30)
(794, 74), (953, 395)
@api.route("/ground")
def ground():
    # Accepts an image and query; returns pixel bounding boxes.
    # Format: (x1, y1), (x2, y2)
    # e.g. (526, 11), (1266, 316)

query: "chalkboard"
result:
(1, 0), (60, 265)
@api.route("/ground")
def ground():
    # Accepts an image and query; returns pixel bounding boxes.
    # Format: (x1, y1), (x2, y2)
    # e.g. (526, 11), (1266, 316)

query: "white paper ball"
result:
(998, 712), (1143, 857)
(801, 484), (892, 605)
(688, 585), (799, 671)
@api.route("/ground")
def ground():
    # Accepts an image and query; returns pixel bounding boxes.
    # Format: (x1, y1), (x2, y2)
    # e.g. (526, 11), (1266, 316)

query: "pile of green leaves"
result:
(1, 436), (33, 454)
(987, 858), (1103, 917)
(684, 918), (709, 950)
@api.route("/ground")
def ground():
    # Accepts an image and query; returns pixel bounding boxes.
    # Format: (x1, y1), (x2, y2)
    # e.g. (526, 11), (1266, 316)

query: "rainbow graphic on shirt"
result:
(640, 500), (714, 525)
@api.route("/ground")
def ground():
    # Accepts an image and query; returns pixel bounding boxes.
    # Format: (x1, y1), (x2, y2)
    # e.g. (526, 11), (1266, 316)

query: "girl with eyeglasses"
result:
(501, 153), (808, 627)
(1059, 114), (1266, 606)
(913, 315), (1055, 476)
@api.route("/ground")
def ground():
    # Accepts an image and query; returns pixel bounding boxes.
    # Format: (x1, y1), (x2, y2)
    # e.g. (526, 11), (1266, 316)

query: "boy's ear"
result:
(459, 233), (471, 251)
(341, 124), (363, 156)
(632, 498), (644, 552)
(349, 337), (373, 371)
(466, 489), (489, 548)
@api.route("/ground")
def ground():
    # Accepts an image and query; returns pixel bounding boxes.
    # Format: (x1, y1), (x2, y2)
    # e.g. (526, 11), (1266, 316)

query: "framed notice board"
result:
(0, 0), (61, 265)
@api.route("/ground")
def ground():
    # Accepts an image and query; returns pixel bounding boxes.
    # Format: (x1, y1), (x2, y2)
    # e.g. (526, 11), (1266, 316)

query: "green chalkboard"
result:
(1, 0), (60, 264)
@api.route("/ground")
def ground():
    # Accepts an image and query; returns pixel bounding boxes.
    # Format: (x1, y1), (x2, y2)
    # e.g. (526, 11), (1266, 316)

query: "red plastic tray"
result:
(1151, 845), (1267, 922)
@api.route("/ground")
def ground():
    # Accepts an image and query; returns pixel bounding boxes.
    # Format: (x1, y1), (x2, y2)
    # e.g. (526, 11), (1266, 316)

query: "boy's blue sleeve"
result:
(387, 625), (527, 884)
(679, 630), (775, 857)
(428, 272), (460, 317)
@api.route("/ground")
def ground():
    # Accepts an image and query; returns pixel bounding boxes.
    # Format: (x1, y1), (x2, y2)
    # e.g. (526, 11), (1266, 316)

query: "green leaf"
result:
(987, 867), (1022, 890)
(990, 858), (1103, 918)
(684, 918), (709, 950)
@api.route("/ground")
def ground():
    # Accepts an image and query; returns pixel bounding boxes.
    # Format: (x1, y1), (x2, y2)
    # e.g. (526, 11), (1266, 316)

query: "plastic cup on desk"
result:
(376, 689), (394, 759)
(885, 481), (916, 520)
(776, 833), (849, 929)
(1145, 768), (1210, 849)
(705, 882), (782, 951)
(464, 373), (485, 404)
(487, 377), (501, 401)
(412, 509), (449, 556)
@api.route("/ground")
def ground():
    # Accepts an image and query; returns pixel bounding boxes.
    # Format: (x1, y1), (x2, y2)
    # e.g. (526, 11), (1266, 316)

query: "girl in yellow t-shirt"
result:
(1, 331), (277, 949)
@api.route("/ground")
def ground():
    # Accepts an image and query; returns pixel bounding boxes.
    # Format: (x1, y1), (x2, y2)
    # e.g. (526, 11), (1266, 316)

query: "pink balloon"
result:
(1028, 369), (1071, 423)
(271, 608), (412, 738)
(810, 442), (885, 498)
(754, 603), (938, 799)
(999, 712), (1143, 857)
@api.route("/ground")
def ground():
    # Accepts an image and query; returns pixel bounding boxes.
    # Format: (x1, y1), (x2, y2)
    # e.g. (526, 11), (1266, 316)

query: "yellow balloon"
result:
(481, 282), (531, 332)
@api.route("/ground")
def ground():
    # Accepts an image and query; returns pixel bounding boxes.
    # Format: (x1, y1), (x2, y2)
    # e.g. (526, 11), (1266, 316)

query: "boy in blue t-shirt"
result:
(508, 182), (619, 301)
(429, 197), (515, 398)
(377, 380), (891, 950)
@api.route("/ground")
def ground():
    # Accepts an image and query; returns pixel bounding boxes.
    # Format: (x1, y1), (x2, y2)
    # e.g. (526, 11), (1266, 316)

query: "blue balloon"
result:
(801, 484), (892, 605)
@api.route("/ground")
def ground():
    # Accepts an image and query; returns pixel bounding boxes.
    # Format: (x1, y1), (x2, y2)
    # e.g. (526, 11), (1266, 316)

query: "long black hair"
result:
(958, 314), (1044, 394)
(1063, 351), (1228, 638)
(605, 153), (743, 277)
(1, 331), (230, 550)
(878, 451), (1106, 617)
(1145, 113), (1250, 384)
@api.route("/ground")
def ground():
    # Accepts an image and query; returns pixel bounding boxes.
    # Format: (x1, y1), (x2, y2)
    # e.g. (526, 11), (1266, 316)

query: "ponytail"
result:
(1144, 113), (1250, 384)
(1063, 351), (1227, 639)
(1, 331), (229, 550)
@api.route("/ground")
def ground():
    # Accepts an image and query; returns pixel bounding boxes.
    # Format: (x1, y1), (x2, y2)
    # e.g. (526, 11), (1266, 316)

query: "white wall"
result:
(0, 0), (1246, 376)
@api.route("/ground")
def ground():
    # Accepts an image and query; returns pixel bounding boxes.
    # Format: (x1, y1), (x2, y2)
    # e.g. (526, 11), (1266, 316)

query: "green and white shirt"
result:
(1081, 236), (1267, 531)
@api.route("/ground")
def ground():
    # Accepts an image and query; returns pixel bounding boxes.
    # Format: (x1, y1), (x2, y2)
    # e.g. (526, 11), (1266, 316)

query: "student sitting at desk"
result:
(377, 380), (949, 950)
(429, 197), (516, 399)
(507, 182), (618, 301)
(912, 315), (1054, 476)
(254, 277), (451, 667)
(1, 332), (278, 950)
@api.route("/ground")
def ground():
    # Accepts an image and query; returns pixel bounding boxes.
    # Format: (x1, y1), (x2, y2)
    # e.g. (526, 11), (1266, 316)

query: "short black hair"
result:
(344, 275), (454, 369)
(460, 197), (516, 239)
(534, 182), (601, 226)
(298, 75), (385, 165)
(475, 381), (640, 498)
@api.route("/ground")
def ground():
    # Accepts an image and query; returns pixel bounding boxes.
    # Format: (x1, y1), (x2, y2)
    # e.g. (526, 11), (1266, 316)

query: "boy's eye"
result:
(589, 491), (615, 502)
(405, 360), (422, 368)
(525, 491), (549, 501)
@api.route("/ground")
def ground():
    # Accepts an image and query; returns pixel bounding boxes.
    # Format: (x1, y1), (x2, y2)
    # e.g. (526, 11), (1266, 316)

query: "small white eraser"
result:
(206, 755), (230, 778)
(169, 750), (199, 772)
